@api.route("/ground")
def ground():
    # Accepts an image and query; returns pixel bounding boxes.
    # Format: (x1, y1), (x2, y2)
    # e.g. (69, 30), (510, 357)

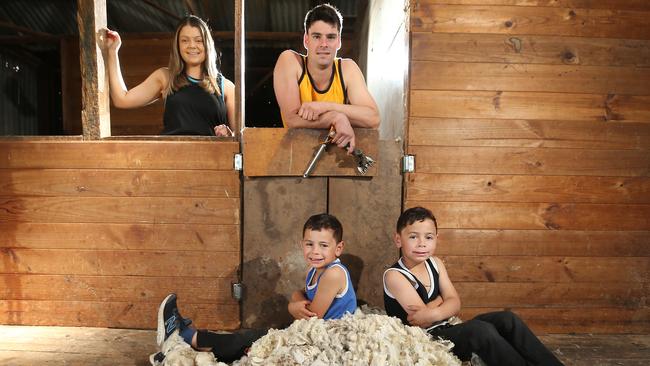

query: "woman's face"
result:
(178, 25), (205, 67)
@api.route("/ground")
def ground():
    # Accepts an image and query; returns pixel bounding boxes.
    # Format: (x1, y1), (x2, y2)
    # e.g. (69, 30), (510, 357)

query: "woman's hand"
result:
(101, 28), (122, 53)
(213, 124), (232, 137)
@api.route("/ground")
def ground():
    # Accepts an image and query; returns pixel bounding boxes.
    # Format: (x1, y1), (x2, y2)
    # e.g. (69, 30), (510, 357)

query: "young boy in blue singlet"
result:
(288, 213), (357, 320)
(383, 207), (564, 366)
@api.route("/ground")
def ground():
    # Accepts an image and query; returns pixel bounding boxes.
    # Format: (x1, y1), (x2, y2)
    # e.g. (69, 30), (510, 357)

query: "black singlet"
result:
(162, 75), (226, 135)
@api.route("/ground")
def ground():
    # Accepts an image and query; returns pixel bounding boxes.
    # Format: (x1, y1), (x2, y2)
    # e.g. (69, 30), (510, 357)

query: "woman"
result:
(102, 15), (234, 136)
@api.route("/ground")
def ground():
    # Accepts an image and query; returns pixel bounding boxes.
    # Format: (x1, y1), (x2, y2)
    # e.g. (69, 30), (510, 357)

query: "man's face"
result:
(304, 20), (341, 68)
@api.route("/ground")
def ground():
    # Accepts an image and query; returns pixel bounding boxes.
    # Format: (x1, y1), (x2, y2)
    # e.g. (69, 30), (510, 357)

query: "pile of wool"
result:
(234, 311), (460, 366)
(154, 310), (461, 366)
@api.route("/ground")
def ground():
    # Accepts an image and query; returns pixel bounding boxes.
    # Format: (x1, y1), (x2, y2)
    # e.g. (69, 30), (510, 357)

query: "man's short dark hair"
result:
(304, 3), (343, 33)
(303, 213), (343, 242)
(396, 206), (438, 233)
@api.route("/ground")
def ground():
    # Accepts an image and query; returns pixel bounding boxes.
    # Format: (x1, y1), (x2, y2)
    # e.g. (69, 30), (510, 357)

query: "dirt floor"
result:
(0, 325), (648, 365)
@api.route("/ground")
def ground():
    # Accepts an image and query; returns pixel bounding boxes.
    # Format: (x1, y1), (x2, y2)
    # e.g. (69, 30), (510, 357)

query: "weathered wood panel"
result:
(406, 201), (650, 230)
(410, 90), (650, 122)
(0, 170), (239, 197)
(411, 4), (650, 39)
(0, 140), (241, 329)
(408, 146), (650, 176)
(408, 118), (650, 150)
(406, 174), (650, 203)
(411, 33), (650, 67)
(0, 275), (236, 303)
(1, 223), (238, 251)
(455, 282), (648, 307)
(412, 61), (650, 95)
(0, 197), (239, 224)
(459, 307), (650, 334)
(0, 300), (239, 329)
(242, 128), (378, 177)
(436, 229), (650, 257)
(0, 141), (238, 170)
(441, 256), (649, 283)
(417, 1), (650, 10)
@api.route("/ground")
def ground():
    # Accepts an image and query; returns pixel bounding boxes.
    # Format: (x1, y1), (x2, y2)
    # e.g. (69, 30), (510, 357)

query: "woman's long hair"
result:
(165, 15), (221, 98)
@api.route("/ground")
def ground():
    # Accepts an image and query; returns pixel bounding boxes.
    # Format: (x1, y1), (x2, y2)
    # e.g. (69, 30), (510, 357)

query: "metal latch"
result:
(402, 155), (415, 173)
(231, 282), (243, 301)
(233, 153), (243, 171)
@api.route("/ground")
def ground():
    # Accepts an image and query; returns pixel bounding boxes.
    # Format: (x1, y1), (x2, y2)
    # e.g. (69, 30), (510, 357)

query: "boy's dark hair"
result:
(396, 206), (438, 233)
(304, 3), (343, 33)
(303, 213), (343, 242)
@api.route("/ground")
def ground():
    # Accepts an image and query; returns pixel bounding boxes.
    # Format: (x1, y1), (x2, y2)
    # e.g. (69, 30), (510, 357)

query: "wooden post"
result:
(77, 0), (110, 139)
(233, 0), (244, 136)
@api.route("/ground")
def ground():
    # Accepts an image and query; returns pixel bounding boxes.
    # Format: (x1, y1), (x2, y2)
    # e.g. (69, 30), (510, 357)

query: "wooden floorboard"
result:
(0, 325), (648, 365)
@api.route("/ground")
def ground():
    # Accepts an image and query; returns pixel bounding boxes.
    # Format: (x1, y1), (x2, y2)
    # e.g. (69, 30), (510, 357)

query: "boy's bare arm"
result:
(307, 266), (346, 318)
(288, 290), (316, 320)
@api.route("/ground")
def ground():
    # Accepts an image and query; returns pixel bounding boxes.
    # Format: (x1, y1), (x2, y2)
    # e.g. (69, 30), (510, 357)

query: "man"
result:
(273, 3), (379, 153)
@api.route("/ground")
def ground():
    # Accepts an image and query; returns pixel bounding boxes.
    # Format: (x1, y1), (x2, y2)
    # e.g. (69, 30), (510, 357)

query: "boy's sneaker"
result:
(149, 351), (165, 366)
(156, 293), (181, 347)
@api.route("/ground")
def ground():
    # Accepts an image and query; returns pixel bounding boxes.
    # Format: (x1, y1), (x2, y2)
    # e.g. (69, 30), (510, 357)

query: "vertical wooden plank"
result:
(76, 0), (110, 139)
(233, 0), (244, 136)
(241, 177), (327, 328)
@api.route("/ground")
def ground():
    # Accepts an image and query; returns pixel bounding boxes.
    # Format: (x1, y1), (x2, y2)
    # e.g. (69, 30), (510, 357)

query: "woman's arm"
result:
(101, 29), (167, 109)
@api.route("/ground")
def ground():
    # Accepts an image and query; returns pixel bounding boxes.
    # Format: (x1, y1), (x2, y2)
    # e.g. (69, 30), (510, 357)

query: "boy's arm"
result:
(407, 257), (461, 327)
(288, 290), (317, 320)
(306, 266), (346, 318)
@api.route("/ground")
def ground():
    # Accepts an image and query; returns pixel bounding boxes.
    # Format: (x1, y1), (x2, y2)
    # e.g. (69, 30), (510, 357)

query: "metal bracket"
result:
(402, 155), (415, 173)
(233, 153), (243, 171)
(231, 282), (243, 301)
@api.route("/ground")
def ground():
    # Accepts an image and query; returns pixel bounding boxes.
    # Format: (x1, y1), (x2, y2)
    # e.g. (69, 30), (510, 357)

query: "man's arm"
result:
(299, 59), (379, 128)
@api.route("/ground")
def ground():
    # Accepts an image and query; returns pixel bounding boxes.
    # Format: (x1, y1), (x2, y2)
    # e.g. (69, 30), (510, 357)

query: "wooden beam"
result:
(184, 0), (200, 16)
(0, 20), (57, 39)
(234, 0), (244, 135)
(76, 0), (111, 139)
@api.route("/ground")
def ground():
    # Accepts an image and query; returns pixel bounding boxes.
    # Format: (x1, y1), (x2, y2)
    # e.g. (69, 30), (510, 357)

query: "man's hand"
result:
(288, 300), (317, 320)
(328, 112), (355, 154)
(406, 304), (435, 328)
(298, 101), (329, 121)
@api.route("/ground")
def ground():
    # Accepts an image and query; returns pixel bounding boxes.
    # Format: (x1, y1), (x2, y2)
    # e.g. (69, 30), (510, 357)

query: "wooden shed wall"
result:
(407, 0), (650, 333)
(0, 140), (241, 330)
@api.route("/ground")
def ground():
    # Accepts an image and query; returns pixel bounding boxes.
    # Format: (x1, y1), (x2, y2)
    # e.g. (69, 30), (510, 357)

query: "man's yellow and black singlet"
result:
(282, 55), (348, 126)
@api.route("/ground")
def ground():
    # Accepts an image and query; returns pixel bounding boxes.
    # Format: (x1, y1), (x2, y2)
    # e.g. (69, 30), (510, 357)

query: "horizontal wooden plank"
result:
(406, 174), (650, 203)
(0, 300), (240, 330)
(539, 334), (650, 362)
(416, 1), (650, 11)
(411, 4), (650, 39)
(455, 282), (647, 307)
(410, 90), (650, 122)
(411, 33), (650, 67)
(406, 201), (650, 230)
(0, 169), (240, 198)
(0, 141), (239, 170)
(435, 229), (650, 257)
(0, 274), (237, 304)
(411, 61), (650, 95)
(0, 249), (240, 277)
(408, 118), (650, 149)
(459, 307), (650, 334)
(242, 128), (378, 177)
(0, 223), (239, 251)
(408, 146), (650, 176)
(0, 326), (155, 364)
(0, 197), (239, 224)
(442, 255), (649, 282)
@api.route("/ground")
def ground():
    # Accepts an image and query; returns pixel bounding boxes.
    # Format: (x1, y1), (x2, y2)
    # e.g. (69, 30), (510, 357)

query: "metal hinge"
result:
(231, 282), (243, 301)
(402, 155), (415, 173)
(233, 153), (243, 171)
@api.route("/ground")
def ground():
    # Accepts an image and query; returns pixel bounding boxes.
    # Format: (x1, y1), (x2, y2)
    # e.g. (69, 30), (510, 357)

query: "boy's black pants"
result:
(428, 311), (564, 366)
(196, 328), (268, 363)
